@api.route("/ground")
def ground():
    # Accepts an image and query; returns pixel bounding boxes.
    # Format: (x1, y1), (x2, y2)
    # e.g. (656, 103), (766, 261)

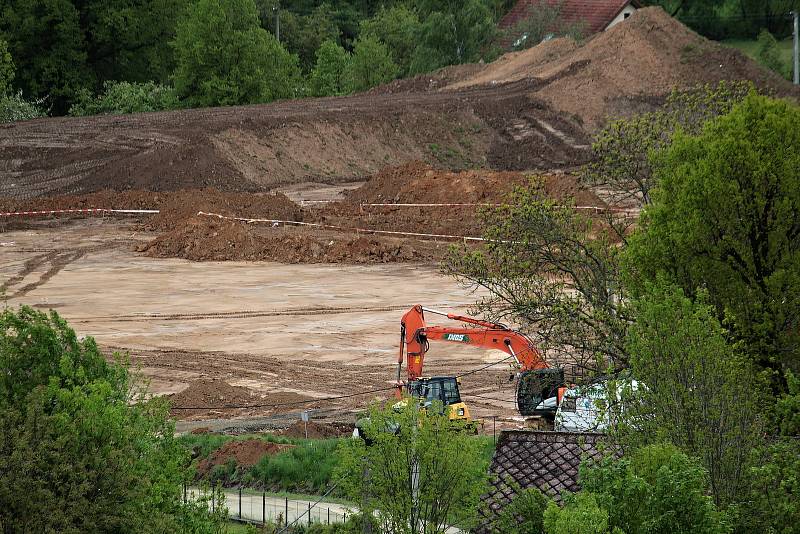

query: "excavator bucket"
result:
(516, 368), (565, 417)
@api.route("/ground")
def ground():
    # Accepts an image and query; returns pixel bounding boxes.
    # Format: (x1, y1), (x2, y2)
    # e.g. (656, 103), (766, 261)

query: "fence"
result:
(186, 485), (349, 528)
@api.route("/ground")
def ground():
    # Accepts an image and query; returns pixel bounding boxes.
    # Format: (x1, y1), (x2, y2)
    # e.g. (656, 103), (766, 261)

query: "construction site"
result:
(1, 8), (798, 521)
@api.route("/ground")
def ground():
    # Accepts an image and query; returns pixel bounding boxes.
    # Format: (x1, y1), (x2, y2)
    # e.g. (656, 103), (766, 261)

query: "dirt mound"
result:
(280, 420), (353, 439)
(0, 190), (168, 213)
(197, 439), (294, 476)
(145, 189), (303, 231)
(448, 7), (798, 127)
(140, 216), (430, 263)
(346, 162), (603, 207)
(447, 37), (580, 90)
(169, 379), (256, 413)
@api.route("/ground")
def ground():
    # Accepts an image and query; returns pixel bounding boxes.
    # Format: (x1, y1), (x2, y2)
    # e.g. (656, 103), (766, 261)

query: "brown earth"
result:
(0, 81), (584, 199)
(279, 420), (354, 439)
(1, 7), (794, 201)
(139, 216), (432, 264)
(447, 7), (798, 128)
(196, 439), (294, 476)
(343, 161), (603, 206)
(169, 379), (258, 418)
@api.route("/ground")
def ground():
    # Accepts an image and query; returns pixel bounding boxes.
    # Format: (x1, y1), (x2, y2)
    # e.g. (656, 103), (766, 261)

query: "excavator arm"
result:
(397, 305), (563, 417)
(398, 305), (547, 382)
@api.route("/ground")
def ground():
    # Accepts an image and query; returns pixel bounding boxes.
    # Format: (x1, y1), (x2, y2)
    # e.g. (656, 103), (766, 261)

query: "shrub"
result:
(69, 81), (180, 116)
(0, 91), (45, 123)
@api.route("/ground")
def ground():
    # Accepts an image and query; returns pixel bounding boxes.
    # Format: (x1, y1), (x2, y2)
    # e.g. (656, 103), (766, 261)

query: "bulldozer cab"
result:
(406, 376), (462, 407)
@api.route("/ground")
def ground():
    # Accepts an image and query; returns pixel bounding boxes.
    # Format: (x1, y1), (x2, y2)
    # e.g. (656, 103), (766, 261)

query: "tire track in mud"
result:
(1, 241), (131, 299)
(69, 302), (474, 323)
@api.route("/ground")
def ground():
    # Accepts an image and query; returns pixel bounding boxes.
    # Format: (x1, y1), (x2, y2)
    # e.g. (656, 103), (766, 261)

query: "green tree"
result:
(741, 440), (800, 534)
(444, 181), (630, 375)
(76, 0), (189, 85)
(0, 306), (224, 532)
(172, 0), (301, 107)
(278, 2), (341, 72)
(580, 82), (751, 224)
(69, 80), (180, 116)
(505, 0), (586, 50)
(622, 282), (767, 505)
(410, 0), (497, 73)
(344, 35), (397, 93)
(309, 40), (351, 97)
(359, 4), (421, 77)
(574, 444), (728, 534)
(0, 0), (94, 114)
(624, 93), (800, 388)
(0, 38), (14, 95)
(756, 28), (788, 78)
(335, 402), (489, 534)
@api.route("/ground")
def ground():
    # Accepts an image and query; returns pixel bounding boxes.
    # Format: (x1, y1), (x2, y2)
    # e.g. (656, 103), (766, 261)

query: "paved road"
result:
(190, 488), (463, 532)
(189, 488), (349, 526)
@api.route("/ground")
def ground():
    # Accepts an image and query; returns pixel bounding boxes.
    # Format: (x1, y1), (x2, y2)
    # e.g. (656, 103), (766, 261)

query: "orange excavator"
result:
(396, 305), (566, 424)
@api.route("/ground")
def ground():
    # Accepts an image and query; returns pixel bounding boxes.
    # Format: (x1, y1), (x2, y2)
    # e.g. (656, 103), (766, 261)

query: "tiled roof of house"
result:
(476, 430), (616, 533)
(500, 0), (640, 35)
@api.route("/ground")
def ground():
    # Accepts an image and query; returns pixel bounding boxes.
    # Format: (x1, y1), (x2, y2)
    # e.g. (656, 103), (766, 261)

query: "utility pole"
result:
(274, 2), (281, 43)
(793, 10), (799, 85)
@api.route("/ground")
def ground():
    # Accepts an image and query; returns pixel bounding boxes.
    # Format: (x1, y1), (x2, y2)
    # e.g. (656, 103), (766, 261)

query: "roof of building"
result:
(500, 0), (641, 36)
(476, 430), (616, 533)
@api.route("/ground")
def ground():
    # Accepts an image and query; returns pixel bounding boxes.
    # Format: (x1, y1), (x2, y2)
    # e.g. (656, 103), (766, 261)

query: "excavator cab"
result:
(405, 376), (473, 423)
(516, 368), (565, 417)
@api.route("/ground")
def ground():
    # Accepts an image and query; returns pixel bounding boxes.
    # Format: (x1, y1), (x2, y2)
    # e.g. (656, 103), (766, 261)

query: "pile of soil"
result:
(140, 216), (430, 263)
(196, 440), (294, 476)
(447, 7), (798, 127)
(345, 161), (603, 207)
(169, 379), (257, 415)
(145, 189), (303, 231)
(280, 420), (354, 439)
(0, 189), (168, 213)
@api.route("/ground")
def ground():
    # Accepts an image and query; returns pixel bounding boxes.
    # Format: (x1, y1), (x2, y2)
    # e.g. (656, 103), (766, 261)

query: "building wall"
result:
(606, 4), (637, 30)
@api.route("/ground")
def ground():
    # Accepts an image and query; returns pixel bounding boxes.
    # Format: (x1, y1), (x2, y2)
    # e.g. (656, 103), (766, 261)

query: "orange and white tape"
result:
(196, 211), (488, 242)
(358, 202), (639, 214)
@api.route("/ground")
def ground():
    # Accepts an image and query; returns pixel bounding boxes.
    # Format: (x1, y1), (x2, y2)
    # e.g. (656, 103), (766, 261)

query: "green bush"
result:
(495, 486), (549, 534)
(0, 91), (45, 123)
(543, 493), (609, 534)
(69, 80), (180, 116)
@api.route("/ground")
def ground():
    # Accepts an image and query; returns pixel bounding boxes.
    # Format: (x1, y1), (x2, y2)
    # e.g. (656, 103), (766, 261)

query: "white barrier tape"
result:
(0, 208), (160, 218)
(358, 202), (639, 214)
(196, 211), (488, 242)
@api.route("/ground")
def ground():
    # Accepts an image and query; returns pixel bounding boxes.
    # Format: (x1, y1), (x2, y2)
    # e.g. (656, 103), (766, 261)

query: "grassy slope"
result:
(182, 433), (498, 495)
(723, 37), (795, 79)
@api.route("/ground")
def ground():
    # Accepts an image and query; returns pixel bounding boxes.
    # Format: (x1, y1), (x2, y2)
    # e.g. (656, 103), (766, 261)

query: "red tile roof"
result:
(500, 0), (640, 36)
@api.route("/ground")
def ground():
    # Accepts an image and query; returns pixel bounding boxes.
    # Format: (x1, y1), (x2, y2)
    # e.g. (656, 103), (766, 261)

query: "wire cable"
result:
(169, 352), (524, 411)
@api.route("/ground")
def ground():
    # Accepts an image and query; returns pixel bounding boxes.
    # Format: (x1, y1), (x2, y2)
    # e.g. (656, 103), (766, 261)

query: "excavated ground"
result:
(4, 8), (793, 201)
(3, 6), (789, 429)
(2, 162), (605, 264)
